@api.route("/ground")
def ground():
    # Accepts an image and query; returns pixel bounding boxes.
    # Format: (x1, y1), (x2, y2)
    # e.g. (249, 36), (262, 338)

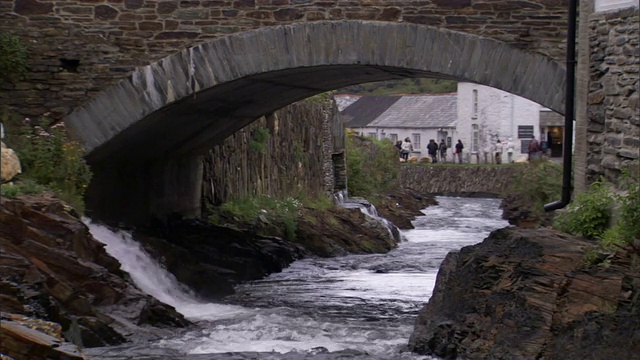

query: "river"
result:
(85, 196), (509, 359)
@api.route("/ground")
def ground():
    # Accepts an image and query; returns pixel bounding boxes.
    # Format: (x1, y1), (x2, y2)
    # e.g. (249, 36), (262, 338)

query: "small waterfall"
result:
(83, 219), (247, 321)
(332, 190), (403, 242)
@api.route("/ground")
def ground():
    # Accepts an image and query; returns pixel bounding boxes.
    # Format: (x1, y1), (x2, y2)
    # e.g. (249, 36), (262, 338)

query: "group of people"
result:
(395, 135), (548, 164)
(396, 138), (465, 164)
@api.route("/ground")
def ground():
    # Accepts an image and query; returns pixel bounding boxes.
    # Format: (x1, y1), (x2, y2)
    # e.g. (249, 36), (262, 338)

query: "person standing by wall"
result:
(438, 139), (448, 163)
(455, 140), (464, 164)
(427, 139), (439, 163)
(528, 136), (541, 161)
(495, 139), (503, 164)
(400, 137), (413, 162)
(506, 138), (515, 163)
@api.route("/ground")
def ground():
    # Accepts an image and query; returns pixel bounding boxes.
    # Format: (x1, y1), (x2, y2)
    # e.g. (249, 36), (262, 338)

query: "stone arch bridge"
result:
(1, 0), (574, 226)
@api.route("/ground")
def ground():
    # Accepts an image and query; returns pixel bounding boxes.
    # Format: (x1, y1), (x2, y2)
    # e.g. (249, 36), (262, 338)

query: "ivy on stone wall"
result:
(0, 32), (27, 84)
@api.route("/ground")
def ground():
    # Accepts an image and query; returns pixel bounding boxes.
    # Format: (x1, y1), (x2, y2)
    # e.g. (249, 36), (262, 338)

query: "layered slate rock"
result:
(375, 188), (438, 230)
(408, 227), (640, 359)
(132, 220), (308, 300)
(0, 193), (189, 352)
(0, 314), (83, 359)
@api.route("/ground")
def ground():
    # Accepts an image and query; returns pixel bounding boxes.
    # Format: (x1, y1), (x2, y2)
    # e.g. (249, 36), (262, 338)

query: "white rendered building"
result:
(456, 82), (563, 162)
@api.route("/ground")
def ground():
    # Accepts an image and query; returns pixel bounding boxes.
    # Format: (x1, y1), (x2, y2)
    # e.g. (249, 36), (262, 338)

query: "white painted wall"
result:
(595, 0), (638, 12)
(457, 83), (542, 161)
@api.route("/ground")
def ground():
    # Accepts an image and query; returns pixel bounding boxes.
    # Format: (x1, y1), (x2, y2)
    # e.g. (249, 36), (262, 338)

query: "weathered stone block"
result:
(378, 7), (401, 21)
(175, 9), (209, 20)
(306, 11), (326, 21)
(245, 11), (271, 20)
(14, 0), (53, 15)
(274, 8), (304, 21)
(233, 0), (256, 9)
(619, 149), (639, 159)
(139, 21), (163, 31)
(124, 0), (144, 10)
(154, 31), (200, 40)
(95, 5), (119, 20)
(432, 0), (471, 7)
(157, 2), (177, 14)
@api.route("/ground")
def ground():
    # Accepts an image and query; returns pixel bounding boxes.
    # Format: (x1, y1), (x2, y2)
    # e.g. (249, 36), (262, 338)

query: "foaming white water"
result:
(83, 219), (247, 320)
(84, 197), (507, 359)
(160, 311), (415, 355)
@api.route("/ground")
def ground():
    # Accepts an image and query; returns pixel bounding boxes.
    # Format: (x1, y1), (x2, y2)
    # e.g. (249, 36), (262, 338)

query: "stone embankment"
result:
(399, 165), (519, 197)
(409, 227), (640, 359)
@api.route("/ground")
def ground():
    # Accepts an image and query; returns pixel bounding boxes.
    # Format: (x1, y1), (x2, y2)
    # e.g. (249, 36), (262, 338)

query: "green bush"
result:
(2, 114), (92, 213)
(553, 166), (639, 267)
(553, 179), (614, 240)
(209, 195), (301, 241)
(0, 32), (27, 84)
(346, 134), (399, 198)
(0, 179), (46, 198)
(509, 160), (563, 215)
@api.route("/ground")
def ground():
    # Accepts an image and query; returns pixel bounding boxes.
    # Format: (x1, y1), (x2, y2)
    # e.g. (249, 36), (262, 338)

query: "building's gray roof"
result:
(369, 93), (457, 128)
(341, 96), (402, 128)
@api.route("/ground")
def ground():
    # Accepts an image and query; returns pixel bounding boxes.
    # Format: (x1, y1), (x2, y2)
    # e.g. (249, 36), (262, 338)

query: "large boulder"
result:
(0, 193), (189, 354)
(1, 141), (21, 183)
(408, 227), (640, 359)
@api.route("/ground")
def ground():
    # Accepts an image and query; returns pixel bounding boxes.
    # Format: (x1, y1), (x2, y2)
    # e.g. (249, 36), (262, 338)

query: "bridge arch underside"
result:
(69, 21), (566, 226)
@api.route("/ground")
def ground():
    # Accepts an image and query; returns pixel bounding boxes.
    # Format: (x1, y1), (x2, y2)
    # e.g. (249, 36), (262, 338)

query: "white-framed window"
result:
(367, 132), (377, 140)
(596, 0), (638, 12)
(412, 133), (421, 149)
(472, 124), (479, 152)
(389, 133), (398, 143)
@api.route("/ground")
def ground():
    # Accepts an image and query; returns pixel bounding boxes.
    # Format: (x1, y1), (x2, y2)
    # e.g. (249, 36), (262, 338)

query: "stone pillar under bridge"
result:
(85, 155), (203, 228)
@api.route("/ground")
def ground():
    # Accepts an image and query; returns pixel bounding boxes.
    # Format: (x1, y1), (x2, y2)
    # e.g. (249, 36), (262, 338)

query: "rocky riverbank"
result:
(408, 226), (640, 359)
(0, 193), (189, 358)
(0, 188), (435, 358)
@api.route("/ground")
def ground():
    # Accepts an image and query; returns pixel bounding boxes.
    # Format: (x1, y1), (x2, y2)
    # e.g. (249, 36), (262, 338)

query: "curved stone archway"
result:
(65, 21), (566, 164)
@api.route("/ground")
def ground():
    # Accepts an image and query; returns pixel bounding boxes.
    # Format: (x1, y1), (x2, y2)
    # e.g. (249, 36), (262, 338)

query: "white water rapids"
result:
(85, 196), (509, 359)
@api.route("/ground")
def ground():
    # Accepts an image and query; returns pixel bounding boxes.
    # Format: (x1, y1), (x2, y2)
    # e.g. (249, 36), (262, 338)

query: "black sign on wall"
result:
(518, 125), (534, 139)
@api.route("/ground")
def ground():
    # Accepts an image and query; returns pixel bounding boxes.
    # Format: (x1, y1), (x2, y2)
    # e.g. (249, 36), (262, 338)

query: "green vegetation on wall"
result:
(0, 32), (27, 84)
(248, 127), (270, 155)
(346, 133), (399, 199)
(1, 113), (92, 213)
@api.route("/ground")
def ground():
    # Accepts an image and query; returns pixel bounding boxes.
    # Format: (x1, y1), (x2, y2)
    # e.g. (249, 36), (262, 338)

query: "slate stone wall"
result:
(586, 7), (639, 184)
(202, 98), (345, 206)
